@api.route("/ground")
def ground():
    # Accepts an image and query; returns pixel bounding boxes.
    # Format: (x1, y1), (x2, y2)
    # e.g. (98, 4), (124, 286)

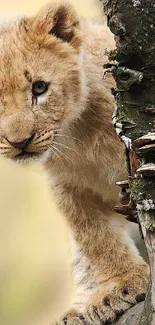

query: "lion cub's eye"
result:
(32, 81), (49, 96)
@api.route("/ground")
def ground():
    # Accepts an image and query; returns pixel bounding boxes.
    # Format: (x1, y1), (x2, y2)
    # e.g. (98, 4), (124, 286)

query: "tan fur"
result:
(0, 1), (149, 324)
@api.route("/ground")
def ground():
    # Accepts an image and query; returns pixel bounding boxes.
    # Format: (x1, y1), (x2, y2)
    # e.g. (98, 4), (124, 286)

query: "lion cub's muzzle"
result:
(0, 110), (54, 161)
(7, 133), (38, 161)
(0, 130), (54, 161)
(7, 135), (34, 150)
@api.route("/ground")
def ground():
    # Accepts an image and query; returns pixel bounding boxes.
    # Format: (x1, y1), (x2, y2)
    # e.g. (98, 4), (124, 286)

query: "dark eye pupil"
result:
(32, 81), (48, 96)
(37, 83), (43, 89)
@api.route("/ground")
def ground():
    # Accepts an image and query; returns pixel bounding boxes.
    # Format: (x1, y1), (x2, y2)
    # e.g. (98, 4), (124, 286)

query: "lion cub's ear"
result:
(32, 1), (81, 50)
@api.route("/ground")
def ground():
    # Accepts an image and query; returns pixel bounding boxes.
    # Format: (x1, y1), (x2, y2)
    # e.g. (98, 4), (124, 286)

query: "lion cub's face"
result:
(0, 2), (82, 162)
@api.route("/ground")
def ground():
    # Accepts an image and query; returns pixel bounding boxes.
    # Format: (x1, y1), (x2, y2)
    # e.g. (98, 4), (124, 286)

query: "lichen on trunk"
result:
(101, 0), (155, 324)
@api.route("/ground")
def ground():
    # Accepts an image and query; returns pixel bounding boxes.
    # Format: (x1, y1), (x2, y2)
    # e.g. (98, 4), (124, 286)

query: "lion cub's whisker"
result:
(52, 140), (84, 162)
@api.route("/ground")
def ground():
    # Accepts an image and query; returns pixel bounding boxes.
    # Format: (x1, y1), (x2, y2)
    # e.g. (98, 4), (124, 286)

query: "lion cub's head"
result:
(0, 1), (84, 162)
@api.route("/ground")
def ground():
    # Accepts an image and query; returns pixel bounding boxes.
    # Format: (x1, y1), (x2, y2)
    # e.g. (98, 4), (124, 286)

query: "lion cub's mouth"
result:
(13, 151), (41, 164)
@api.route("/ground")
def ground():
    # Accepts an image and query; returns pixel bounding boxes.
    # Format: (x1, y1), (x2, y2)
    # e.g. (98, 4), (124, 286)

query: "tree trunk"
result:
(100, 0), (155, 324)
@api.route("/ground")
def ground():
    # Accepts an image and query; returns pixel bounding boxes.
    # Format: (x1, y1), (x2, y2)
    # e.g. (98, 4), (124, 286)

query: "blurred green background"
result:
(0, 158), (73, 325)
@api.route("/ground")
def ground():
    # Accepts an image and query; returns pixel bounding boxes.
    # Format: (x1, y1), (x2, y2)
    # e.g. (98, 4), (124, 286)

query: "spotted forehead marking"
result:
(24, 70), (32, 83)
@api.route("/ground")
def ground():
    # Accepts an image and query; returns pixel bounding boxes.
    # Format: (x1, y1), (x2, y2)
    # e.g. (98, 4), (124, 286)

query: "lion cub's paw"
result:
(55, 264), (149, 325)
(85, 263), (149, 324)
(55, 310), (90, 325)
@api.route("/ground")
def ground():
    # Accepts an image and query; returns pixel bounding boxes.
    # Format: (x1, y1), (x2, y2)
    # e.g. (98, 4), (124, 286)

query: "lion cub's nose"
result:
(7, 135), (34, 150)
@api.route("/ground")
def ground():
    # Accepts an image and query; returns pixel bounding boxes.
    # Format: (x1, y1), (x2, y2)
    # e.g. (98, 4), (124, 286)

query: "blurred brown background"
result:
(0, 1), (102, 325)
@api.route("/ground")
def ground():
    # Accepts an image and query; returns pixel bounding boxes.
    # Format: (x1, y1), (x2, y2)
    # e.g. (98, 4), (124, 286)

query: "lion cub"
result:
(0, 1), (149, 324)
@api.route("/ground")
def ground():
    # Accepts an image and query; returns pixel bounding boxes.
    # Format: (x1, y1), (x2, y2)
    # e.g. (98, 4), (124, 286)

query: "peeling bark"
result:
(100, 0), (155, 324)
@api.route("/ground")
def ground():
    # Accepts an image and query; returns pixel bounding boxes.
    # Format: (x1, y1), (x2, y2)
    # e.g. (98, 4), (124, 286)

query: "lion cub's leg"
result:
(55, 189), (149, 325)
